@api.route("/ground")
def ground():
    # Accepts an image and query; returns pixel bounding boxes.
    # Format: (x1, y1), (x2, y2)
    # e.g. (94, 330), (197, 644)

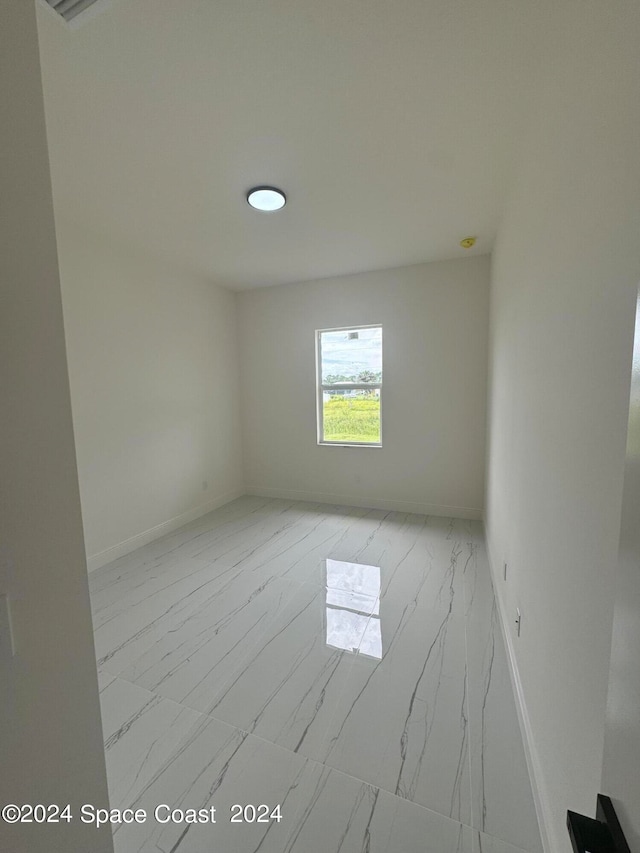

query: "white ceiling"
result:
(37, 0), (553, 289)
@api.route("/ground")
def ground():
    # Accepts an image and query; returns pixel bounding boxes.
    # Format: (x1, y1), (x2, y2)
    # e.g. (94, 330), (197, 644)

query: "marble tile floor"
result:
(90, 495), (542, 853)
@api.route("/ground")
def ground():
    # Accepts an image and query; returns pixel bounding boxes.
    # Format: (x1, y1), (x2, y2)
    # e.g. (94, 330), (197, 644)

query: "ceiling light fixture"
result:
(246, 186), (287, 212)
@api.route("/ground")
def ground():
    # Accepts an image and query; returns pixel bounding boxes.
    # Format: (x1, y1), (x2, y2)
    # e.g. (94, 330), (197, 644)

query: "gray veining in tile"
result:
(119, 574), (299, 707)
(203, 581), (365, 759)
(274, 762), (472, 853)
(89, 496), (543, 853)
(467, 637), (542, 852)
(318, 599), (470, 822)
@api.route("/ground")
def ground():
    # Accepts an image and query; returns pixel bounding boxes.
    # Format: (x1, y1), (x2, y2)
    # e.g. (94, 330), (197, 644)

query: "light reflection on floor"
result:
(324, 559), (382, 658)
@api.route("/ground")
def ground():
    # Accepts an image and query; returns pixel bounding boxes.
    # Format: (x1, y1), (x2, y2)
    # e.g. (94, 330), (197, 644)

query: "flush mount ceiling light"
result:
(246, 186), (287, 212)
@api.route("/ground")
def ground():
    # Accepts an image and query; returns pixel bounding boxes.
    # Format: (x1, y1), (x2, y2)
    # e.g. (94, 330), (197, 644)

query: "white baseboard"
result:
(86, 488), (244, 572)
(484, 528), (559, 853)
(245, 485), (482, 520)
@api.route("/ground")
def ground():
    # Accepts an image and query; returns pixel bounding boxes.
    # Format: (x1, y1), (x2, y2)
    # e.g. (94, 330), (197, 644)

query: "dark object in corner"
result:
(567, 794), (631, 853)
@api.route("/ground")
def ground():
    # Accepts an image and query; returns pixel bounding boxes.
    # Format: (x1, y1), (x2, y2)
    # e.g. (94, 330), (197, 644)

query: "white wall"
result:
(0, 2), (112, 851)
(55, 224), (243, 569)
(485, 3), (640, 850)
(239, 256), (489, 517)
(602, 293), (640, 850)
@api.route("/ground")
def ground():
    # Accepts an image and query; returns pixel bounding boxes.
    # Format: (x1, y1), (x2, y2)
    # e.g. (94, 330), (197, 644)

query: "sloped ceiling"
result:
(37, 0), (554, 288)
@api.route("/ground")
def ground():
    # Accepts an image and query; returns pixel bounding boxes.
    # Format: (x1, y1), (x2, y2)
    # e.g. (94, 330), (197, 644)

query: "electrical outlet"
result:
(503, 562), (508, 581)
(515, 607), (521, 637)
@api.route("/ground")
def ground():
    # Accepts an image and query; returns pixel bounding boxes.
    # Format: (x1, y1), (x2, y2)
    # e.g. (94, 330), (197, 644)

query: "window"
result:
(316, 325), (382, 446)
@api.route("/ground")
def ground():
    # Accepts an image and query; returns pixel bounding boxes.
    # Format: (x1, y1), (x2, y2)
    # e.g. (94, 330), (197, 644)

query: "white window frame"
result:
(316, 324), (383, 447)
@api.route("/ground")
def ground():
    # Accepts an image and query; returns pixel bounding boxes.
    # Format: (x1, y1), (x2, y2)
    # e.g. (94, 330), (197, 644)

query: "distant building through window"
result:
(316, 325), (382, 446)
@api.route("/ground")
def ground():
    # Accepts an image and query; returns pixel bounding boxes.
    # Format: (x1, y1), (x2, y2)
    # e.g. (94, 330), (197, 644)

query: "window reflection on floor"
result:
(324, 559), (382, 659)
(357, 613), (382, 659)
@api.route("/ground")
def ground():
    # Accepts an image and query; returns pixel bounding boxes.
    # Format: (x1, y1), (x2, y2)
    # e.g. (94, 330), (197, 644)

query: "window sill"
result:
(317, 442), (383, 448)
